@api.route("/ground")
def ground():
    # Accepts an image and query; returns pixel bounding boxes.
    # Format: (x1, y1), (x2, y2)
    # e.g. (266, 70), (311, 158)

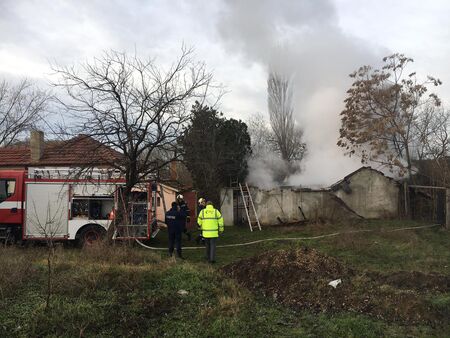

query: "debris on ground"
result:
(221, 247), (450, 325)
(177, 289), (189, 296)
(328, 279), (342, 288)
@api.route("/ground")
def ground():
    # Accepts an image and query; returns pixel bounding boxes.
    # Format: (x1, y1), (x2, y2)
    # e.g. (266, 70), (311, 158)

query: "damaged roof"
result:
(330, 166), (398, 191)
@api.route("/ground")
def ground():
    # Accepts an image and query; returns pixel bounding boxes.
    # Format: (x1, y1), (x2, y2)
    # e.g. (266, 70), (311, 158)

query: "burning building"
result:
(221, 167), (400, 226)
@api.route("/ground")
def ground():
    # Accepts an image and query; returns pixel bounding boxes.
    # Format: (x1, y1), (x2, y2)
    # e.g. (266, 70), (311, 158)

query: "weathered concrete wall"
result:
(252, 188), (362, 225)
(332, 169), (399, 218)
(220, 188), (234, 226)
(220, 187), (362, 226)
(221, 167), (400, 225)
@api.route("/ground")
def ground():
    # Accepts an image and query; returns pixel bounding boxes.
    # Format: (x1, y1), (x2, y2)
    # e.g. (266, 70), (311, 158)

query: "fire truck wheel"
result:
(78, 225), (106, 247)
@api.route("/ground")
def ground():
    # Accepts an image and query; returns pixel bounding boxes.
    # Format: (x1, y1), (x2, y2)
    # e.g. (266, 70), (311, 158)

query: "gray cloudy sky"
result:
(2, 0), (450, 185)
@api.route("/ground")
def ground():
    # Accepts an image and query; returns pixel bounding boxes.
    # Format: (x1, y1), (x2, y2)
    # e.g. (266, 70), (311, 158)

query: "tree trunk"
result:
(45, 241), (54, 311)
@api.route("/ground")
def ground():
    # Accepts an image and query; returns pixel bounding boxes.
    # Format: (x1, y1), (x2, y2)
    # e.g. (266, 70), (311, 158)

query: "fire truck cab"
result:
(0, 170), (25, 242)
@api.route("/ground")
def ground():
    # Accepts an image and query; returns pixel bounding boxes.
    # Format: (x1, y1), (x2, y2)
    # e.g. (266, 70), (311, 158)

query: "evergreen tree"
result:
(181, 102), (251, 205)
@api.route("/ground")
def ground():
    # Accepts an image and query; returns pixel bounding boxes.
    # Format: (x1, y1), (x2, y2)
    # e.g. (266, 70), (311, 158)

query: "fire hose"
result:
(135, 223), (441, 250)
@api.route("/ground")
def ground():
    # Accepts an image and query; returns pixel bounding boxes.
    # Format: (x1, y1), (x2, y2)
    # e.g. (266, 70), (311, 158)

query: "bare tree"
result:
(246, 112), (274, 158)
(267, 71), (306, 164)
(52, 47), (213, 206)
(0, 79), (50, 146)
(338, 54), (442, 177)
(413, 106), (449, 160)
(412, 106), (450, 185)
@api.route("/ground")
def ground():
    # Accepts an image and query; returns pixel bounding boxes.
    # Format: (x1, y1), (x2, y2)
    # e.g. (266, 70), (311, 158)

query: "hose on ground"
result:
(135, 223), (441, 250)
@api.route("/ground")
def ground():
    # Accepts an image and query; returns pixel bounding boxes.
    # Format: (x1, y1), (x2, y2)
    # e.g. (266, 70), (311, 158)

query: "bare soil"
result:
(366, 270), (450, 293)
(221, 247), (450, 325)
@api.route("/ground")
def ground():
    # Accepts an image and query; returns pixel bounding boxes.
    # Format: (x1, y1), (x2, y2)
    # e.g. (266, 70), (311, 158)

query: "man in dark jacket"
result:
(195, 198), (206, 245)
(165, 202), (184, 259)
(176, 194), (191, 241)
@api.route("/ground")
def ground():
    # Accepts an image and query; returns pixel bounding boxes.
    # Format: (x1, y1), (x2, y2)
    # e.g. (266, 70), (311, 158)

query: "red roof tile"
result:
(0, 135), (123, 167)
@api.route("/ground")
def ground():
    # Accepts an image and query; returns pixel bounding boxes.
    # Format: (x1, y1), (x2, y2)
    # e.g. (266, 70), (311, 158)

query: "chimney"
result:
(170, 160), (178, 181)
(30, 130), (44, 162)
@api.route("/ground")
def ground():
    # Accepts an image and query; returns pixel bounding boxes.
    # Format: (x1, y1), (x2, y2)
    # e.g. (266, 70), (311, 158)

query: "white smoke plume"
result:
(246, 155), (290, 189)
(218, 0), (389, 188)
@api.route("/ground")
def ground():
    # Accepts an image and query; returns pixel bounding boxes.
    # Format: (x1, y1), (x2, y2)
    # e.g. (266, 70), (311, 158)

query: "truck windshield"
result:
(0, 179), (16, 202)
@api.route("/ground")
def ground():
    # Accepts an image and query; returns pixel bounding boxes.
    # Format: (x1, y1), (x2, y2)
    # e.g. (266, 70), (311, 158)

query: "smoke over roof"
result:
(217, 0), (387, 187)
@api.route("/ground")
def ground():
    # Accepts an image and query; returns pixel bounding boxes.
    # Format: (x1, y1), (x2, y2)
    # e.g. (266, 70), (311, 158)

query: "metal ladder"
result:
(239, 182), (262, 232)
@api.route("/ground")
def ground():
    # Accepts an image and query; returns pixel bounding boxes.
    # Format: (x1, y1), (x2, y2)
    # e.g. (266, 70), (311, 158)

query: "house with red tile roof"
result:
(0, 130), (123, 172)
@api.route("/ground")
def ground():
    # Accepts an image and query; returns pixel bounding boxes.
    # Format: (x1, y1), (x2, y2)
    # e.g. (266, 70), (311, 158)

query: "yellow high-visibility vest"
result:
(197, 205), (224, 238)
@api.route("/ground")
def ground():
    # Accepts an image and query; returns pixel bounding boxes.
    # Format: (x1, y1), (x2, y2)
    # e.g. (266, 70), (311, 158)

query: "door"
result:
(0, 177), (21, 224)
(25, 183), (69, 239)
(183, 191), (197, 230)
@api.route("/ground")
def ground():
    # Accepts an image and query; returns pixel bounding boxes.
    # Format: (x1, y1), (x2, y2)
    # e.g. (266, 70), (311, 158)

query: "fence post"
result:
(404, 181), (409, 218)
(446, 189), (450, 229)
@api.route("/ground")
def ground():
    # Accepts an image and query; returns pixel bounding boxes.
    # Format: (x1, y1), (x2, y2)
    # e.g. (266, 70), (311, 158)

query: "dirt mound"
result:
(221, 247), (448, 325)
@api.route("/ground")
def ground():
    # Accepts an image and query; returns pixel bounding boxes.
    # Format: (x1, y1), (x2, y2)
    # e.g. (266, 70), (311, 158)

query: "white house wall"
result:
(333, 170), (399, 218)
(157, 184), (177, 220)
(220, 188), (233, 226)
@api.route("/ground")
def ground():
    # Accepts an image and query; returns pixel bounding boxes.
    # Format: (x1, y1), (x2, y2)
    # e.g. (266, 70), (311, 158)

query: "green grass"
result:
(0, 220), (449, 337)
(428, 293), (450, 312)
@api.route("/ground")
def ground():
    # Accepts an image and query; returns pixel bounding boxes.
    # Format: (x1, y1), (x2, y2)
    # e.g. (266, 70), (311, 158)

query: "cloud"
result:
(0, 0), (266, 116)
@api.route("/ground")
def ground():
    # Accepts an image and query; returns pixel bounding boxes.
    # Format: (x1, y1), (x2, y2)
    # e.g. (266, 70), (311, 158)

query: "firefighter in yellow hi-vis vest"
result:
(197, 201), (224, 263)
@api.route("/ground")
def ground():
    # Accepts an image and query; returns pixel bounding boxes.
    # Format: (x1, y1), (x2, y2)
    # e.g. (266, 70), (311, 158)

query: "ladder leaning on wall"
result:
(239, 182), (262, 232)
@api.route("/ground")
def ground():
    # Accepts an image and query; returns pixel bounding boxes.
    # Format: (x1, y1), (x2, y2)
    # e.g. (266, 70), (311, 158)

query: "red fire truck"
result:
(0, 169), (196, 245)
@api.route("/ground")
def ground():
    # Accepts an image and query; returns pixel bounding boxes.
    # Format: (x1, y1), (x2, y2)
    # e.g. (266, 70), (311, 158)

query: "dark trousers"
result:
(168, 230), (182, 257)
(183, 225), (191, 240)
(205, 237), (217, 262)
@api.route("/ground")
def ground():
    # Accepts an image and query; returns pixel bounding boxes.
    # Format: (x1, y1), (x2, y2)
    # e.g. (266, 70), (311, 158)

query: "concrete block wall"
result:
(333, 170), (399, 218)
(220, 168), (400, 226)
(221, 187), (362, 226)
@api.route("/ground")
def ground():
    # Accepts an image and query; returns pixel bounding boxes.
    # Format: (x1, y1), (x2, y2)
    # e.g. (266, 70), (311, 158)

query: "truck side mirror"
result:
(0, 180), (8, 203)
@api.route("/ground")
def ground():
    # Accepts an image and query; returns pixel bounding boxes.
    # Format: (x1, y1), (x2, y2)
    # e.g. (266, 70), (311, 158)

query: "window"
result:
(0, 179), (16, 199)
(157, 197), (161, 207)
(131, 202), (147, 225)
(71, 197), (114, 220)
(71, 199), (89, 219)
(89, 199), (114, 220)
(6, 180), (15, 197)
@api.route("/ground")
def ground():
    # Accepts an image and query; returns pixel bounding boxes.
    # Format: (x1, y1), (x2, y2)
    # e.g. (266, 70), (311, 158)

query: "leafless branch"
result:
(0, 79), (51, 146)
